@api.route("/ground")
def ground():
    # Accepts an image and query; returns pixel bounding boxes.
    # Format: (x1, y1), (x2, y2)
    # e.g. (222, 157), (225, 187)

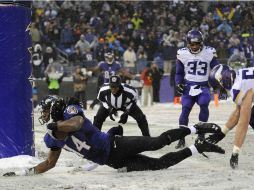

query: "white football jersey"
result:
(230, 67), (254, 105)
(177, 46), (217, 82)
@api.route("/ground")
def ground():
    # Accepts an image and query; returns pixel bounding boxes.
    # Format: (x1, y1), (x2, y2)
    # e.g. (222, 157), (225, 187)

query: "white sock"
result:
(232, 145), (240, 154)
(222, 126), (230, 135)
(189, 145), (199, 155)
(188, 126), (197, 134)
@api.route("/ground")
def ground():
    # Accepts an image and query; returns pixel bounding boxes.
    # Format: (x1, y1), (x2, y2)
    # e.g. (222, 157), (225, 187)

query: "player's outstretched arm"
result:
(206, 105), (240, 144)
(3, 149), (62, 176)
(47, 116), (84, 133)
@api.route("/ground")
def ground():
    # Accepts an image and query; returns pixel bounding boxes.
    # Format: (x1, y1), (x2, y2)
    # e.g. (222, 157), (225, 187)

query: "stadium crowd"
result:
(30, 1), (254, 104)
(31, 1), (254, 71)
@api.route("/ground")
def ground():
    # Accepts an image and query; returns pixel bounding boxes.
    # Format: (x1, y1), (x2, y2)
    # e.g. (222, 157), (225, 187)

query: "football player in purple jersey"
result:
(3, 97), (225, 176)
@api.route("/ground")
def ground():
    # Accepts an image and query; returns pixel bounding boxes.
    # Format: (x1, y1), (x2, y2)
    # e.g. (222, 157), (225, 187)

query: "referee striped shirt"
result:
(97, 83), (138, 110)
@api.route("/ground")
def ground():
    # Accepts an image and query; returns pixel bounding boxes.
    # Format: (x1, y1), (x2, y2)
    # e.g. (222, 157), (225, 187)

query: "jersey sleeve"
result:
(44, 132), (65, 149)
(63, 105), (84, 120)
(97, 86), (110, 109)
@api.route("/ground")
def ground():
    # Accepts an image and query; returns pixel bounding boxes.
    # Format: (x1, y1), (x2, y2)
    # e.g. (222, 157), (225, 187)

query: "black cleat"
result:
(175, 138), (185, 149)
(194, 122), (221, 134)
(194, 138), (225, 154)
(230, 153), (238, 169)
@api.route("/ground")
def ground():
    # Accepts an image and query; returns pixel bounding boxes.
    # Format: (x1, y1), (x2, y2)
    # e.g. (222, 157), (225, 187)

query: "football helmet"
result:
(104, 51), (114, 64)
(186, 30), (204, 54)
(51, 99), (66, 122)
(38, 95), (61, 124)
(209, 64), (236, 99)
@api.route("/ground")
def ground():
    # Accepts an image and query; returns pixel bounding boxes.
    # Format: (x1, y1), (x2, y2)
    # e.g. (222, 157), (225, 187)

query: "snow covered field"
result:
(1, 102), (254, 190)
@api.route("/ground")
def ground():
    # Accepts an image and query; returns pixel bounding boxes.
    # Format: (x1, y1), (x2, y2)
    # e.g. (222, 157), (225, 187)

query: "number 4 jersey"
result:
(44, 105), (111, 165)
(231, 67), (254, 105)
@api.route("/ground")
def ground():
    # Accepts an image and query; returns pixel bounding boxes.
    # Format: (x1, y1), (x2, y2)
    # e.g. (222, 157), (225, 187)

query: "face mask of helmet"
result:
(209, 64), (236, 100)
(186, 30), (203, 54)
(105, 53), (114, 64)
(38, 95), (61, 124)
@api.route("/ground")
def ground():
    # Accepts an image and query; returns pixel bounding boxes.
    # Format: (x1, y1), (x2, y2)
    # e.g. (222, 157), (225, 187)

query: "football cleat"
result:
(194, 138), (225, 154)
(230, 153), (238, 169)
(175, 138), (185, 149)
(194, 122), (221, 134)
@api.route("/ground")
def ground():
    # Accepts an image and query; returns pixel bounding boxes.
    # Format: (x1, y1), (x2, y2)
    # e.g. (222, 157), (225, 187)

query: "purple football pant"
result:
(179, 90), (211, 126)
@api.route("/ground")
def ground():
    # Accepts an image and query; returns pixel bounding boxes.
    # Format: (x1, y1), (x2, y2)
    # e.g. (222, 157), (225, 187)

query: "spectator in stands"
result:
(136, 45), (148, 74)
(131, 13), (144, 30)
(30, 22), (41, 46)
(32, 44), (43, 79)
(73, 66), (89, 109)
(217, 18), (232, 35)
(60, 22), (74, 49)
(43, 46), (56, 71)
(123, 44), (137, 74)
(75, 34), (90, 61)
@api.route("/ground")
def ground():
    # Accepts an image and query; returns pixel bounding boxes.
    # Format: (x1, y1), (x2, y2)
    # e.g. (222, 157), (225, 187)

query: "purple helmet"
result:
(186, 30), (204, 54)
(209, 64), (236, 99)
(38, 95), (62, 124)
(104, 50), (114, 64)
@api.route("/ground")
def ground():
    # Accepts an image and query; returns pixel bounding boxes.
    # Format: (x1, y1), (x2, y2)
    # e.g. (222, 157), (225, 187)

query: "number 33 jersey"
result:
(44, 105), (111, 165)
(231, 67), (254, 105)
(176, 46), (218, 84)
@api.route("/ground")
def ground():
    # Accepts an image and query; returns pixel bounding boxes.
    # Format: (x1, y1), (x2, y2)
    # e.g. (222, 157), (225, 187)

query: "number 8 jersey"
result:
(231, 67), (254, 105)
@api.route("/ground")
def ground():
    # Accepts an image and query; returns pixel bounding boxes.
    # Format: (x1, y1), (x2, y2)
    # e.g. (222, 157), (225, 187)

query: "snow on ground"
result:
(1, 102), (254, 190)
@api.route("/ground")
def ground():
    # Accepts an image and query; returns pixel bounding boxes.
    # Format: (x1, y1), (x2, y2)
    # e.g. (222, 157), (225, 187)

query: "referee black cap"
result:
(109, 75), (121, 88)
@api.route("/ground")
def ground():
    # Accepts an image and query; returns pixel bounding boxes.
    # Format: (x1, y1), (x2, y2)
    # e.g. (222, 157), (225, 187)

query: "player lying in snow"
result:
(4, 97), (225, 176)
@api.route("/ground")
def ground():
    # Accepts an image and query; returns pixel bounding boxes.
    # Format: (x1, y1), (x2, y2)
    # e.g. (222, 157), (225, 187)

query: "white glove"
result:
(3, 168), (35, 176)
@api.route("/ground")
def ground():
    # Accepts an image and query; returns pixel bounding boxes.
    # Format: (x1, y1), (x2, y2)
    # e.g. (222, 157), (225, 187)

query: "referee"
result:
(93, 75), (150, 136)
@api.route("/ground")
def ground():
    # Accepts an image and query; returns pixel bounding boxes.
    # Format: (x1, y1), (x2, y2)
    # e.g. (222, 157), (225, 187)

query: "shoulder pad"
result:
(204, 46), (217, 57)
(177, 48), (189, 59)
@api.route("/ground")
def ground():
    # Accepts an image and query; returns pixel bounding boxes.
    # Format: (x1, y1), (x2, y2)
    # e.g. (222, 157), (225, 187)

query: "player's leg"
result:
(122, 138), (225, 172)
(93, 106), (109, 130)
(197, 89), (211, 139)
(129, 104), (150, 136)
(176, 94), (195, 149)
(109, 127), (192, 160)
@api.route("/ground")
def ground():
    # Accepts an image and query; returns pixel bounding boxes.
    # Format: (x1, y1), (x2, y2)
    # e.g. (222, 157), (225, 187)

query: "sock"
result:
(222, 126), (230, 135)
(188, 126), (197, 134)
(189, 145), (199, 155)
(232, 145), (240, 155)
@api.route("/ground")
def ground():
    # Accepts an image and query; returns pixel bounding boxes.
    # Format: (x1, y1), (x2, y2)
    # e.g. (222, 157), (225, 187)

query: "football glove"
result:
(108, 108), (117, 121)
(3, 168), (35, 177)
(206, 131), (225, 144)
(47, 122), (58, 131)
(176, 84), (184, 95)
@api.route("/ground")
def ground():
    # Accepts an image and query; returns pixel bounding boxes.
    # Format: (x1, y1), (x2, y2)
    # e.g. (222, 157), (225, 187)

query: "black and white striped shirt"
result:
(97, 83), (138, 110)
